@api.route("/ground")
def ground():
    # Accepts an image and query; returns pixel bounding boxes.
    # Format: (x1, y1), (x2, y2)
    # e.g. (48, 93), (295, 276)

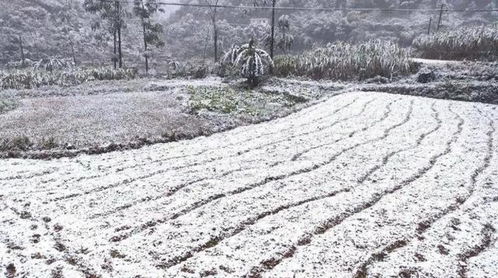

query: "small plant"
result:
(222, 39), (273, 87)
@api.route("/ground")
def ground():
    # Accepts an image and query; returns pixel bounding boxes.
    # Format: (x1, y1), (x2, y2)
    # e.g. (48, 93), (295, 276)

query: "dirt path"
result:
(1, 92), (497, 278)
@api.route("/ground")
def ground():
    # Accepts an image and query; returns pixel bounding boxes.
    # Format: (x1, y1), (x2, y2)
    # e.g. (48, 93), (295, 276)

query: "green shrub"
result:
(273, 40), (414, 81)
(413, 26), (498, 61)
(188, 86), (239, 114)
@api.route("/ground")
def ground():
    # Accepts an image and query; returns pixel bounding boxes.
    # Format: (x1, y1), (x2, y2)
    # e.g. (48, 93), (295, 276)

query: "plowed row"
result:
(1, 92), (497, 278)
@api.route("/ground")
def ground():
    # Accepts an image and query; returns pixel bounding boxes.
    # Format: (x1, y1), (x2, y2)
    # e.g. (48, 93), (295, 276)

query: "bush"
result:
(273, 40), (414, 81)
(0, 67), (138, 90)
(413, 26), (498, 61)
(33, 58), (74, 72)
(168, 60), (210, 79)
(0, 95), (18, 114)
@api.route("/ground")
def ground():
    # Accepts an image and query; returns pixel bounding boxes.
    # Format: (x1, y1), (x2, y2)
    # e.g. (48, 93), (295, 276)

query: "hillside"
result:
(163, 0), (496, 59)
(0, 0), (170, 68)
(0, 0), (496, 67)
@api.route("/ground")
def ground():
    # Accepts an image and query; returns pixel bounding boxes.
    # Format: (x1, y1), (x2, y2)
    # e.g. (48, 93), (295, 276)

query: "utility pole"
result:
(427, 17), (432, 35)
(436, 4), (445, 32)
(270, 0), (276, 59)
(206, 0), (219, 62)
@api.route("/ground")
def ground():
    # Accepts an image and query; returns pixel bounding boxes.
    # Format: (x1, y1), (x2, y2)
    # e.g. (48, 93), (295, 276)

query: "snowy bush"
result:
(273, 40), (414, 80)
(168, 60), (210, 79)
(33, 58), (74, 72)
(413, 26), (498, 61)
(0, 67), (138, 90)
(222, 39), (273, 86)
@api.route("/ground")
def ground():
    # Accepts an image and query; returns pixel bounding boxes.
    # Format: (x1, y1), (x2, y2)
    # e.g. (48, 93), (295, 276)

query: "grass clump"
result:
(0, 97), (18, 114)
(413, 26), (498, 61)
(274, 40), (414, 81)
(0, 67), (138, 90)
(0, 136), (32, 152)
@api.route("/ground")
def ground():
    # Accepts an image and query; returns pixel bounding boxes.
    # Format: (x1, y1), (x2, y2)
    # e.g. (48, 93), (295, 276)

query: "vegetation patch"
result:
(362, 81), (498, 105)
(0, 67), (138, 90)
(273, 40), (415, 81)
(413, 26), (498, 61)
(188, 86), (308, 118)
(0, 97), (19, 114)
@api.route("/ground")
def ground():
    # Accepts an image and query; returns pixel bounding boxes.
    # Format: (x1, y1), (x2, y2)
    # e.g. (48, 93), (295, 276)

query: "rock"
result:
(20, 211), (31, 219)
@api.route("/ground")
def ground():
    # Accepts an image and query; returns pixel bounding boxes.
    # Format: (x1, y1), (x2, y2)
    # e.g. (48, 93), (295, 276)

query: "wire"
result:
(98, 0), (498, 13)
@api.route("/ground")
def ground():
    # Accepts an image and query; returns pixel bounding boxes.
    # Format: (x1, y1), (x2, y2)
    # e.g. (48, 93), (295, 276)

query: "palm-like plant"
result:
(223, 39), (273, 86)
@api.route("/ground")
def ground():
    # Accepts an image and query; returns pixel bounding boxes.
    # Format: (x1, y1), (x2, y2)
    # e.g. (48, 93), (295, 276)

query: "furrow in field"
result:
(109, 98), (412, 243)
(93, 95), (359, 173)
(353, 106), (495, 277)
(357, 101), (441, 183)
(31, 96), (368, 202)
(457, 224), (496, 278)
(246, 103), (463, 277)
(290, 98), (398, 162)
(88, 97), (392, 220)
(157, 100), (435, 270)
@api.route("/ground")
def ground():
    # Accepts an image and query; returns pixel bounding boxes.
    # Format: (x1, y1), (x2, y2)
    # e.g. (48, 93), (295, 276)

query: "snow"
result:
(1, 92), (497, 277)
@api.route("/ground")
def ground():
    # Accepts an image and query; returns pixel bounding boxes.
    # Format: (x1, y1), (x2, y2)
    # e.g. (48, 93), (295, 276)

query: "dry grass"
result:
(274, 40), (415, 81)
(0, 67), (138, 90)
(413, 26), (498, 61)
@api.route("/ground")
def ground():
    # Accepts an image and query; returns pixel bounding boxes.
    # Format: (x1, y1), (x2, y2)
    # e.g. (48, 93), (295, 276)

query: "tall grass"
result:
(413, 26), (498, 60)
(274, 40), (414, 81)
(0, 68), (138, 90)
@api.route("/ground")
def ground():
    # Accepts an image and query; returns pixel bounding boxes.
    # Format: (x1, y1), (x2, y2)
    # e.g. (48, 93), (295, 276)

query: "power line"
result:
(99, 0), (498, 13)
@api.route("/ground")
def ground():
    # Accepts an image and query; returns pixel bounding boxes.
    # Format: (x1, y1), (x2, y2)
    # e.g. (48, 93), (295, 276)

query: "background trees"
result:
(133, 0), (165, 74)
(83, 0), (128, 68)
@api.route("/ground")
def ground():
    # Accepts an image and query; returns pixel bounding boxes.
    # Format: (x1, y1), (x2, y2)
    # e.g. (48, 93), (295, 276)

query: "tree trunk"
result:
(18, 35), (25, 66)
(113, 29), (117, 69)
(213, 18), (218, 62)
(140, 0), (149, 74)
(70, 39), (77, 65)
(118, 26), (123, 68)
(115, 0), (123, 68)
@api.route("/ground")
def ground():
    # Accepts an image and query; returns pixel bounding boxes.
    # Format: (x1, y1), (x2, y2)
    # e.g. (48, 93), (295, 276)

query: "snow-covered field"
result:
(1, 92), (497, 278)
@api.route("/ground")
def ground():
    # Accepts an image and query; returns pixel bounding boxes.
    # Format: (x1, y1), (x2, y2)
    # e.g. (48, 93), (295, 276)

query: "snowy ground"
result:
(1, 92), (497, 278)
